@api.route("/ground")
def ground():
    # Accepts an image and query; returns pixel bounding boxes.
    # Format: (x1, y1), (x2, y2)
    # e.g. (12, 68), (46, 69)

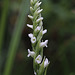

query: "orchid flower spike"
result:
(35, 55), (42, 64)
(27, 49), (35, 57)
(27, 0), (50, 74)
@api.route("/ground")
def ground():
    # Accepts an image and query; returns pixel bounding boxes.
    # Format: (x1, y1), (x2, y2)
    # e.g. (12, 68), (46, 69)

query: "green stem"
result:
(3, 0), (29, 75)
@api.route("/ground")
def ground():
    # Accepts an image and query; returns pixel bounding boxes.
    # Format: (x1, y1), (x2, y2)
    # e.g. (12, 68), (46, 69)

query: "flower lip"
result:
(35, 55), (42, 64)
(31, 36), (36, 43)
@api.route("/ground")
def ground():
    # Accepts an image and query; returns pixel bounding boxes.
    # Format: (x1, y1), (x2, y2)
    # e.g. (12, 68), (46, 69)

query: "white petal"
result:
(35, 55), (42, 64)
(27, 54), (30, 57)
(27, 24), (33, 29)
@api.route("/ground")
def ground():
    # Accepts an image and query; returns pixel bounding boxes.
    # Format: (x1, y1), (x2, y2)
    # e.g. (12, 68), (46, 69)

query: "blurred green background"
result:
(0, 0), (75, 75)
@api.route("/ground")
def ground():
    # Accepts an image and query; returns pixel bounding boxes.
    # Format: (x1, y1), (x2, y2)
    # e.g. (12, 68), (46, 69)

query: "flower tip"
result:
(27, 24), (33, 29)
(28, 15), (33, 19)
(45, 40), (48, 47)
(43, 29), (47, 35)
(28, 49), (30, 52)
(28, 33), (33, 38)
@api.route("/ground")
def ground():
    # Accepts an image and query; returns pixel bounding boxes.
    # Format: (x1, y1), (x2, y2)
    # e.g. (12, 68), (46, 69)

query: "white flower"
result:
(35, 55), (42, 64)
(42, 29), (47, 35)
(28, 15), (33, 19)
(36, 17), (43, 23)
(27, 49), (35, 57)
(40, 40), (48, 47)
(35, 1), (42, 7)
(44, 58), (50, 68)
(37, 2), (42, 6)
(28, 33), (36, 43)
(28, 33), (33, 38)
(35, 26), (41, 32)
(27, 24), (33, 29)
(31, 36), (36, 43)
(38, 9), (43, 14)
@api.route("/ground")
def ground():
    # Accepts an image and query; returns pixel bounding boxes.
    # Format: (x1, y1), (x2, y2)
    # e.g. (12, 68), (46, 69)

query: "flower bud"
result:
(30, 7), (34, 14)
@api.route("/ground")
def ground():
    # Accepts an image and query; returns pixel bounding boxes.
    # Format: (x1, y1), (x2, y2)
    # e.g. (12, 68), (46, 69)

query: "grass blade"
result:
(3, 0), (29, 75)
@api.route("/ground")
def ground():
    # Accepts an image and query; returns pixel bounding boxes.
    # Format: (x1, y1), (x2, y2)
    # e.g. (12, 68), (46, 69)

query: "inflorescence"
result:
(27, 0), (50, 75)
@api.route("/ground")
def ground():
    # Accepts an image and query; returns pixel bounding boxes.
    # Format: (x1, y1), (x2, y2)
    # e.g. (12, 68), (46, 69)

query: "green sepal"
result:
(44, 65), (48, 75)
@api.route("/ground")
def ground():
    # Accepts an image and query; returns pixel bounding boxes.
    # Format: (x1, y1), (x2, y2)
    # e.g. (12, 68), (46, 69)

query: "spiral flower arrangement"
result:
(27, 0), (50, 75)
